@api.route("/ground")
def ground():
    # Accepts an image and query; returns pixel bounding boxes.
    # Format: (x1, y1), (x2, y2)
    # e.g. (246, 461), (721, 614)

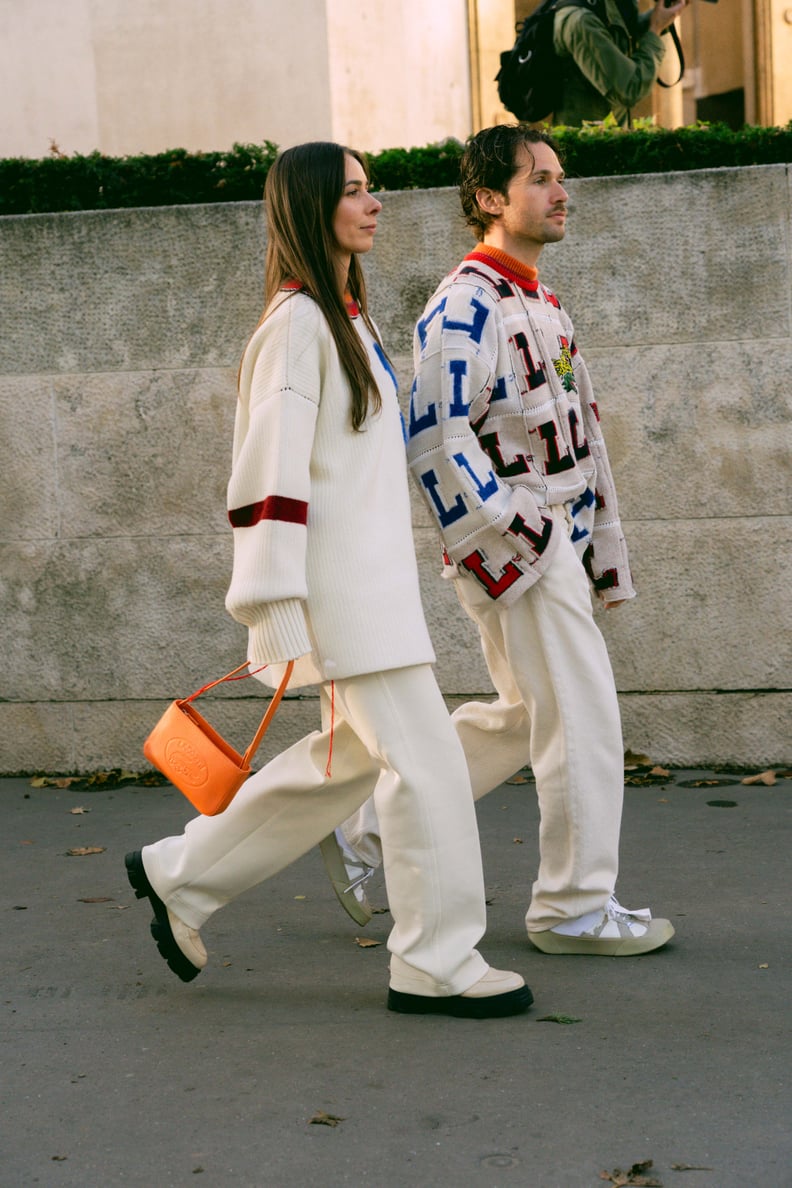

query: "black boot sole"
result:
(387, 983), (533, 1018)
(125, 851), (201, 983)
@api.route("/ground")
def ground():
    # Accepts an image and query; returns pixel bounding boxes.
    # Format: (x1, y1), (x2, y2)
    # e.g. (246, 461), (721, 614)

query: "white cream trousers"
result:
(142, 664), (489, 997)
(342, 506), (625, 931)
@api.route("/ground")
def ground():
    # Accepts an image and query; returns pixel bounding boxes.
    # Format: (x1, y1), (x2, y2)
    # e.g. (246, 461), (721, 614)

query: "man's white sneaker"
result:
(527, 896), (675, 956)
(319, 828), (375, 926)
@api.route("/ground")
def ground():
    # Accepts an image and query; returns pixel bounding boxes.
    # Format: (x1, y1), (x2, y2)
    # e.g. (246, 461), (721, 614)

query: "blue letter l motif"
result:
(452, 452), (499, 502)
(421, 469), (467, 527)
(442, 297), (489, 345)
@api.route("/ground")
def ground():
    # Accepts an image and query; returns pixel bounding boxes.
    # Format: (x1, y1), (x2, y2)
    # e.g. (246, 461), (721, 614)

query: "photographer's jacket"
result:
(226, 289), (434, 688)
(407, 244), (635, 607)
(553, 0), (664, 127)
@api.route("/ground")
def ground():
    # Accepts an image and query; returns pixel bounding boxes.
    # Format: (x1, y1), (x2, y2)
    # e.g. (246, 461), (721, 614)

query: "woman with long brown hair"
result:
(125, 141), (531, 1018)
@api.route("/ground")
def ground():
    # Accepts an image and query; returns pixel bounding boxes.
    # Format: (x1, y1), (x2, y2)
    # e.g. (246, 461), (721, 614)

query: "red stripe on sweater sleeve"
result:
(228, 496), (308, 528)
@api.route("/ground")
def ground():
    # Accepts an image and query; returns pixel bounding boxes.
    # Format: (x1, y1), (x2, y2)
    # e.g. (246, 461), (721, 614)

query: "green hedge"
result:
(0, 142), (280, 216)
(1, 123), (790, 215)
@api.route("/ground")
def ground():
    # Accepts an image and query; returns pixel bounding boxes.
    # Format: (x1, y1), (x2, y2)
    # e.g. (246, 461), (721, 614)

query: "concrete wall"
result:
(1, 165), (790, 774)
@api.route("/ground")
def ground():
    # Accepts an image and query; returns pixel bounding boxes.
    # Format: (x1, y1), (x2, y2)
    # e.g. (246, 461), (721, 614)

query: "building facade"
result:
(1, 0), (790, 163)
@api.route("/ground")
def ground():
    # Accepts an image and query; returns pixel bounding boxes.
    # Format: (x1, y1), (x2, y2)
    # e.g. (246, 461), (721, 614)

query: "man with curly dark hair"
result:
(323, 124), (675, 959)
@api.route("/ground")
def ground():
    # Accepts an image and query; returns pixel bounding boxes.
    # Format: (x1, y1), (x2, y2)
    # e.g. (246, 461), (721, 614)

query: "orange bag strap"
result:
(184, 661), (264, 702)
(242, 660), (295, 767)
(183, 659), (296, 767)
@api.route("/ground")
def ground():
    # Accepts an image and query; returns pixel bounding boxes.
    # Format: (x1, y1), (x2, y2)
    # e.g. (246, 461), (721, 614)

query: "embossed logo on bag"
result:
(165, 737), (210, 787)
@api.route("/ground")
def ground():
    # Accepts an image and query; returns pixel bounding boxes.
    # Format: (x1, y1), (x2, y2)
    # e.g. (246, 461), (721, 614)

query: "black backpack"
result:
(496, 0), (607, 122)
(496, 0), (684, 123)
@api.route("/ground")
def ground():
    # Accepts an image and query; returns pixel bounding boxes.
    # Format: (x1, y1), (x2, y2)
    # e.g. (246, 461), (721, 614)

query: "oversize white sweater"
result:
(225, 290), (435, 688)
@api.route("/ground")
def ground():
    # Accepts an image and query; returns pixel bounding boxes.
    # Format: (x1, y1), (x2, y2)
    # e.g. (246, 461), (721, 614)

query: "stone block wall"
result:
(1, 165), (790, 773)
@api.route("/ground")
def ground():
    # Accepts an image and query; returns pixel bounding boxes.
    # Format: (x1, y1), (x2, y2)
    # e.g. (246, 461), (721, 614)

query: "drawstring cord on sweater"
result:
(325, 680), (335, 778)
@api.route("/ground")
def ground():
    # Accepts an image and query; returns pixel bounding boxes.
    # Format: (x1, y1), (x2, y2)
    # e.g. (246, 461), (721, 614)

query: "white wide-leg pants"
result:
(142, 664), (488, 997)
(341, 508), (625, 931)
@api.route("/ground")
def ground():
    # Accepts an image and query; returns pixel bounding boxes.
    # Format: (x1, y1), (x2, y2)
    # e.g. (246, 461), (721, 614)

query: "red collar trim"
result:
(280, 281), (359, 318)
(465, 245), (539, 293)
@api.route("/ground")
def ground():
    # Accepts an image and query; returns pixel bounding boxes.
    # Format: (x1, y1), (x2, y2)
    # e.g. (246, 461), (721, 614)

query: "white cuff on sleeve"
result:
(245, 598), (312, 665)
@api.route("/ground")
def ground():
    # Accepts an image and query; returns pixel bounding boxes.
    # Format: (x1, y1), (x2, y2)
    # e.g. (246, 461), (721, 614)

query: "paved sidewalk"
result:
(2, 768), (790, 1188)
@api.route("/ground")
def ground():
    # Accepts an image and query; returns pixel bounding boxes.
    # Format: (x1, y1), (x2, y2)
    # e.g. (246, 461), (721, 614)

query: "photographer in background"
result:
(553, 0), (688, 126)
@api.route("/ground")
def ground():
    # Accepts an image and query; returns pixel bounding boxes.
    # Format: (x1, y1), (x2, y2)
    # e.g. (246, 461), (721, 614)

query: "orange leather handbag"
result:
(143, 660), (295, 815)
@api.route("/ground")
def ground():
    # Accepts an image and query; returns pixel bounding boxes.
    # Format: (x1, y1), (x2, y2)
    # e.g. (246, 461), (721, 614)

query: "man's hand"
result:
(649, 0), (688, 36)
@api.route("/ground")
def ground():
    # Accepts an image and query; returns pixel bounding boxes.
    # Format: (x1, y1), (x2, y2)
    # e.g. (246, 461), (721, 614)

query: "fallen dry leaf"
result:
(600, 1160), (662, 1187)
(354, 936), (381, 948)
(624, 749), (652, 768)
(741, 770), (776, 786)
(536, 1013), (581, 1024)
(670, 1164), (713, 1172)
(81, 768), (143, 787)
(308, 1111), (345, 1127)
(32, 768), (167, 791)
(70, 806), (90, 815)
(625, 762), (673, 786)
(506, 774), (530, 784)
(78, 896), (113, 903)
(758, 962), (769, 969)
(65, 846), (105, 857)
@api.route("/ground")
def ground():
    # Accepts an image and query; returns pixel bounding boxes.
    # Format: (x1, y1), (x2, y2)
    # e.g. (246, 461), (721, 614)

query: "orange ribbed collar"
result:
(465, 244), (539, 291)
